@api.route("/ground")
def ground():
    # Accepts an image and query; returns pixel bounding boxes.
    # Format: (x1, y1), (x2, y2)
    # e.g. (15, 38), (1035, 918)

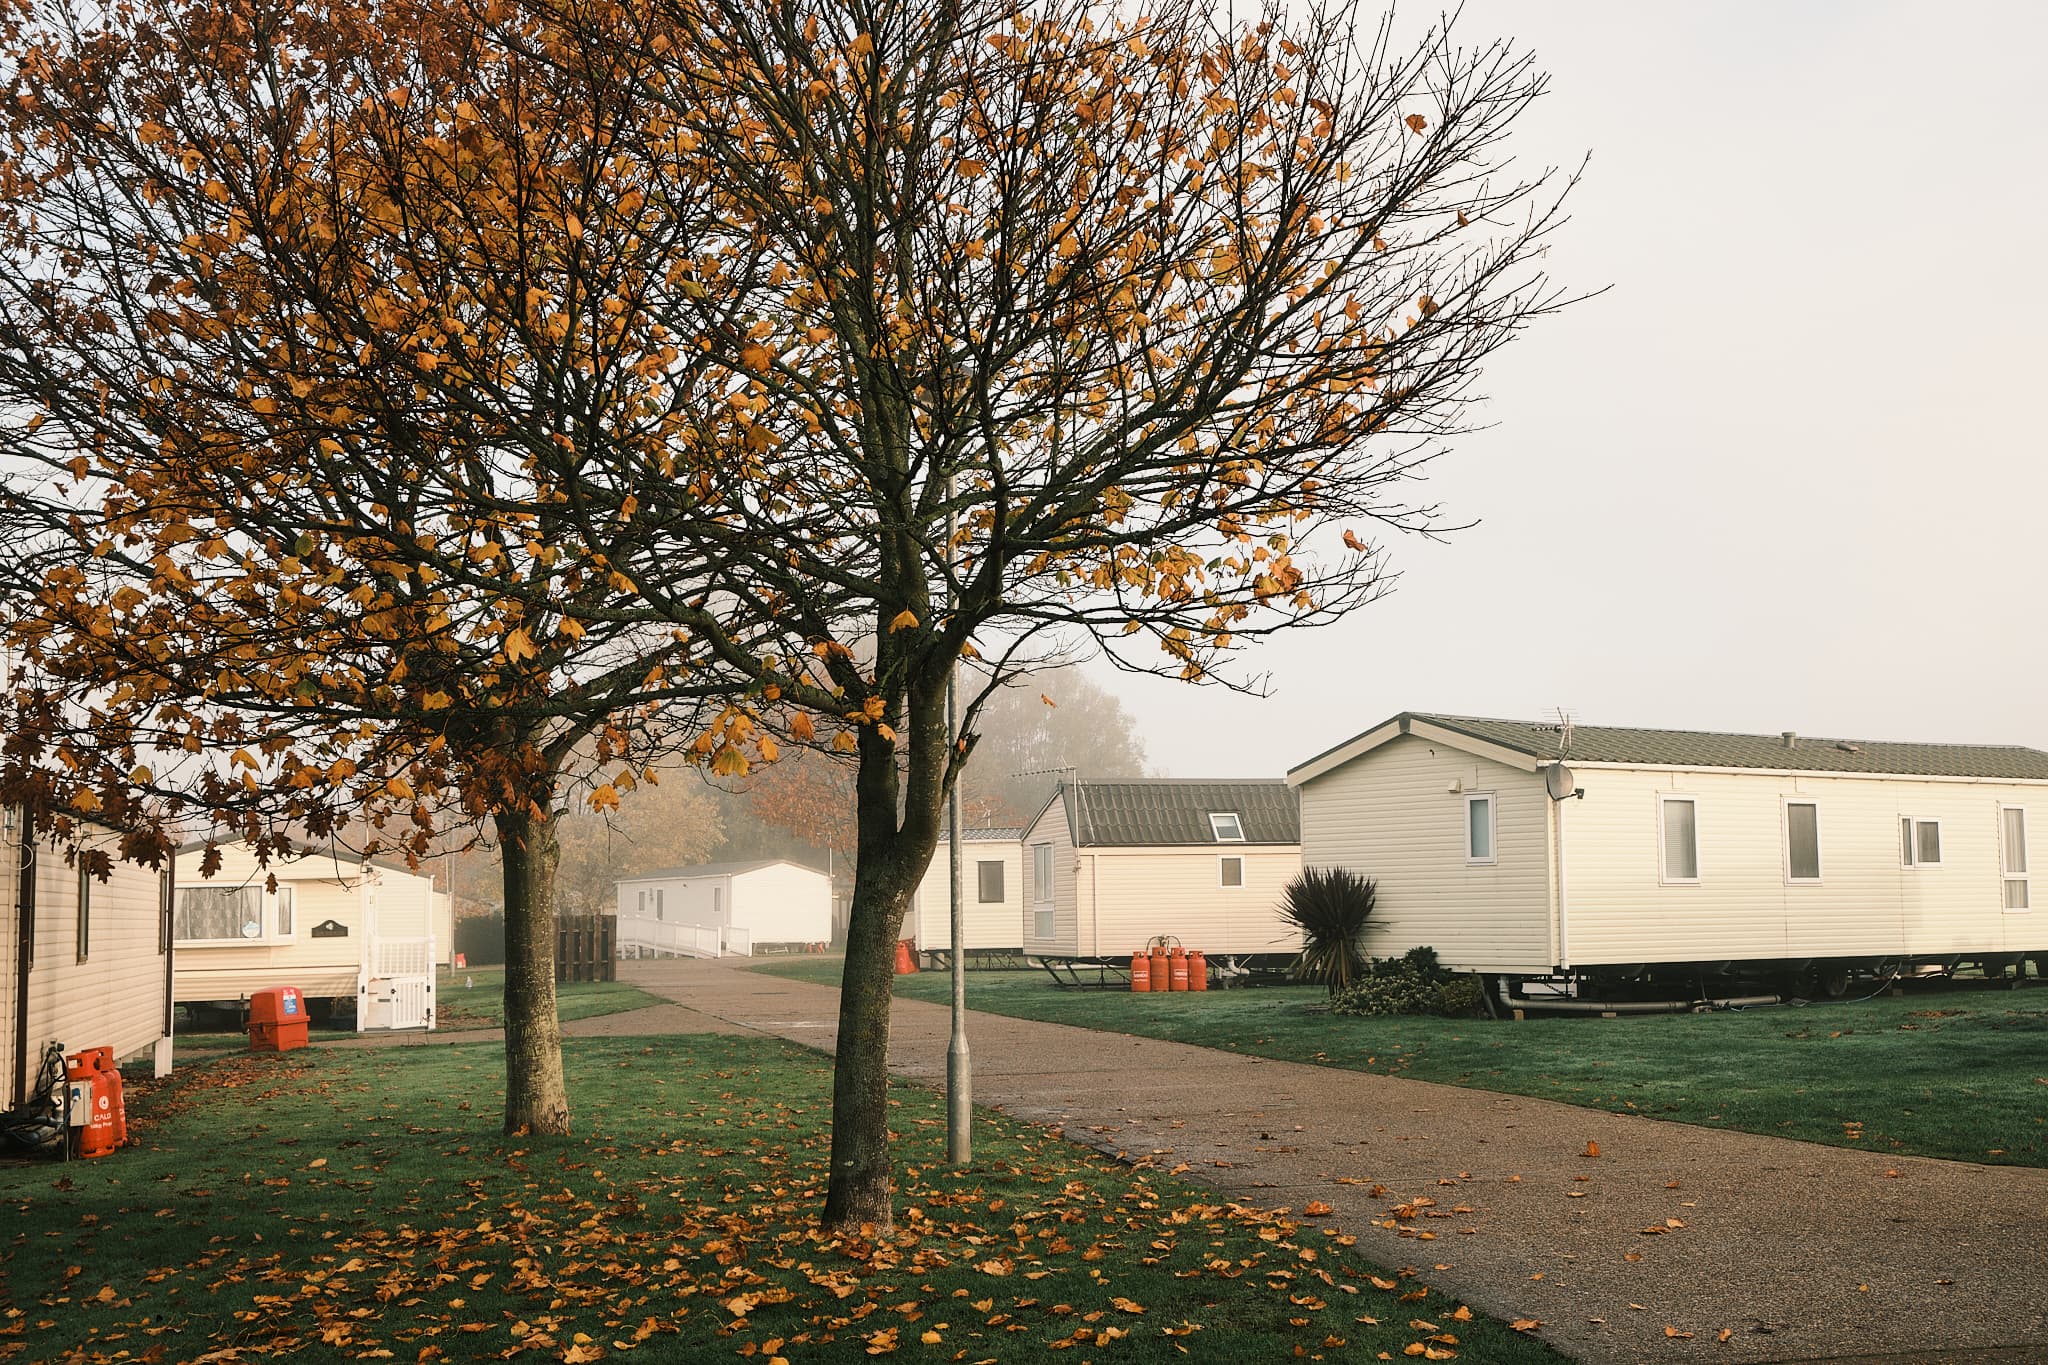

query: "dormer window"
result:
(1208, 812), (1245, 842)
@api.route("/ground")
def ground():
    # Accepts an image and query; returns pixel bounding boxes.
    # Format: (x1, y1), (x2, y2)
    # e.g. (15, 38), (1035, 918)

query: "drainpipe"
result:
(11, 807), (36, 1110)
(1556, 791), (1571, 970)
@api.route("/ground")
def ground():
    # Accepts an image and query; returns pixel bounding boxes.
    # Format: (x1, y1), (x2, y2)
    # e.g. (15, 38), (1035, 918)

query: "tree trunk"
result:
(821, 683), (951, 1234)
(821, 852), (912, 1233)
(495, 802), (571, 1136)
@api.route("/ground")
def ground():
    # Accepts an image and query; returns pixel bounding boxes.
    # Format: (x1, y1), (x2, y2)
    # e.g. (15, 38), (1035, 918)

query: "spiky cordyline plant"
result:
(1281, 866), (1377, 995)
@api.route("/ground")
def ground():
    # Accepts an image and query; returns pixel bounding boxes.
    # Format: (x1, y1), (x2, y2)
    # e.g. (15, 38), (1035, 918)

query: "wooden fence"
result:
(556, 914), (617, 983)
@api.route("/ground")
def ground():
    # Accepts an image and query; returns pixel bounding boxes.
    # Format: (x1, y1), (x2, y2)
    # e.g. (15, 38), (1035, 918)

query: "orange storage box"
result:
(248, 986), (310, 1052)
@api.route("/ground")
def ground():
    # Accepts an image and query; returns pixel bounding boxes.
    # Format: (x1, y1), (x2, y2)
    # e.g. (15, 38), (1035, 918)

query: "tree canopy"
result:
(1, 0), (1574, 1224)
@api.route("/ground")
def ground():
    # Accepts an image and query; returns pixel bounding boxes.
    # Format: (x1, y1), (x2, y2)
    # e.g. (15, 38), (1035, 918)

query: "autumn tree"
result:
(527, 0), (1579, 1228)
(0, 0), (775, 1132)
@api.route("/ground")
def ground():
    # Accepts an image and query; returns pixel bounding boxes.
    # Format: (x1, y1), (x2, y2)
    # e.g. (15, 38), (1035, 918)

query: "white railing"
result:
(616, 915), (743, 960)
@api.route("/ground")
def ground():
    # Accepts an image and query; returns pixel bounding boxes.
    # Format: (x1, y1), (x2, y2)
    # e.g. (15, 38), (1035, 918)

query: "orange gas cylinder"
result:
(94, 1057), (127, 1147)
(1187, 949), (1208, 992)
(67, 1052), (117, 1158)
(1168, 946), (1190, 992)
(893, 939), (919, 974)
(1129, 951), (1151, 992)
(1148, 943), (1170, 991)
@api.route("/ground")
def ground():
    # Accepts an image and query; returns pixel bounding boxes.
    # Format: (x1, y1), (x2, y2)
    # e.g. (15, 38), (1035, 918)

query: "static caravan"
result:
(173, 842), (440, 1030)
(615, 859), (831, 958)
(1289, 712), (2048, 1002)
(1021, 780), (1302, 966)
(907, 827), (1026, 963)
(2, 809), (175, 1118)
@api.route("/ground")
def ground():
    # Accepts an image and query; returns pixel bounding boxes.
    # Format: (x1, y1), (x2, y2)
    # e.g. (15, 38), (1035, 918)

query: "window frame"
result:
(654, 887), (666, 920)
(274, 883), (296, 939)
(1899, 816), (1943, 869)
(1782, 799), (1823, 885)
(1658, 795), (1700, 885)
(1030, 843), (1055, 940)
(1219, 855), (1245, 888)
(174, 884), (269, 946)
(1208, 812), (1246, 843)
(976, 859), (1004, 905)
(76, 864), (91, 963)
(2000, 805), (2030, 913)
(1463, 792), (1497, 866)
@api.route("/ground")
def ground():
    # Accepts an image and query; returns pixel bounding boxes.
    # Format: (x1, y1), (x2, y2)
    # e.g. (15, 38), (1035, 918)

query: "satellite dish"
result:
(1544, 763), (1577, 801)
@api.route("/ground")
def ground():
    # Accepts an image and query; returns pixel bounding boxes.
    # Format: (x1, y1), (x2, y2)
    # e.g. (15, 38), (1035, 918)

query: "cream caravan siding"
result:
(1, 832), (170, 1101)
(1563, 766), (2048, 965)
(1296, 733), (1553, 974)
(174, 845), (368, 1003)
(910, 841), (1025, 950)
(617, 873), (730, 926)
(730, 864), (832, 944)
(1082, 846), (1302, 956)
(1022, 798), (1078, 954)
(367, 865), (438, 942)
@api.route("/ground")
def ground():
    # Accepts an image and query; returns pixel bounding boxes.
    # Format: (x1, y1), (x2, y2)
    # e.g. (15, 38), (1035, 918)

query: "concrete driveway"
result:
(621, 956), (2048, 1365)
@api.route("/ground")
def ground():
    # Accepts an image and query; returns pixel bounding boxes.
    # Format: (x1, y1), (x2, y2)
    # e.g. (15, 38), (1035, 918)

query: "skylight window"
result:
(1209, 812), (1245, 842)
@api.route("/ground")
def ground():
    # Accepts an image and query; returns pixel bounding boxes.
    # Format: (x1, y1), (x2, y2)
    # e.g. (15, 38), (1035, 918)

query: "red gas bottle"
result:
(66, 1051), (118, 1158)
(1148, 943), (1170, 994)
(1129, 950), (1151, 992)
(1187, 949), (1208, 992)
(1168, 946), (1190, 992)
(893, 939), (919, 974)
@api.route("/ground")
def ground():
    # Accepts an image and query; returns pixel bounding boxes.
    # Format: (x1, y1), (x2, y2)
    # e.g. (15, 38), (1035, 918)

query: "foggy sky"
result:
(1091, 0), (2048, 780)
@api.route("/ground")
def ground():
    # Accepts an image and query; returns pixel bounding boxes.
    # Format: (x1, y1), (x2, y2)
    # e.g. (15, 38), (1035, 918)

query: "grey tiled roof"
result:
(1051, 780), (1299, 847)
(1409, 714), (2048, 780)
(939, 826), (1025, 843)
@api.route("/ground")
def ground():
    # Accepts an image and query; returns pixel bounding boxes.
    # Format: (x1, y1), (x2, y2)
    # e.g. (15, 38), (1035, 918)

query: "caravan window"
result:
(176, 886), (263, 942)
(1900, 818), (1942, 868)
(1659, 797), (1699, 883)
(2002, 807), (2030, 911)
(1031, 844), (1054, 939)
(1463, 793), (1496, 864)
(76, 865), (91, 963)
(1784, 801), (1822, 883)
(275, 885), (296, 937)
(977, 860), (1004, 904)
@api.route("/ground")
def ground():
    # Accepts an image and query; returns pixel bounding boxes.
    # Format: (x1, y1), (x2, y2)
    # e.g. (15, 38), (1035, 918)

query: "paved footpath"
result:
(615, 957), (2048, 1365)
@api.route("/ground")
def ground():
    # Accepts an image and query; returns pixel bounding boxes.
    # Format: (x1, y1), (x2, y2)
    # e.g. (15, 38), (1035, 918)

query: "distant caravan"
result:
(1288, 713), (2047, 1010)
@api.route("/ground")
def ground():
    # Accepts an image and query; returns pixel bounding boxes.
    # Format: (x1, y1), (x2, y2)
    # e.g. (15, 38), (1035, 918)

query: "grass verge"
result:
(435, 965), (667, 1030)
(168, 968), (662, 1061)
(751, 958), (2048, 1167)
(1, 1034), (1558, 1364)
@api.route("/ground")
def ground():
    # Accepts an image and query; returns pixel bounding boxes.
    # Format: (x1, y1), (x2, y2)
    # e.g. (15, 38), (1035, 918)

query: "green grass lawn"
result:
(753, 958), (2048, 1168)
(168, 968), (662, 1061)
(435, 964), (666, 1030)
(0, 1034), (1558, 1364)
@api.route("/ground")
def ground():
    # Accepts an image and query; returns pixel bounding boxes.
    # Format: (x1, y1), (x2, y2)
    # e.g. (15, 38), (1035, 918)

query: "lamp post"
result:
(945, 477), (971, 1165)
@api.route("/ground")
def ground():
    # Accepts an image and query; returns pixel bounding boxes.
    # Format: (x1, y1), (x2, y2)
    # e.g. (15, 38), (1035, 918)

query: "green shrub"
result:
(1280, 866), (1377, 994)
(1329, 947), (1485, 1018)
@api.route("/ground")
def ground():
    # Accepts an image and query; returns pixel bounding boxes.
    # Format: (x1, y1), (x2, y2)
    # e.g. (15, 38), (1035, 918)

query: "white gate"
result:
(366, 937), (436, 1030)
